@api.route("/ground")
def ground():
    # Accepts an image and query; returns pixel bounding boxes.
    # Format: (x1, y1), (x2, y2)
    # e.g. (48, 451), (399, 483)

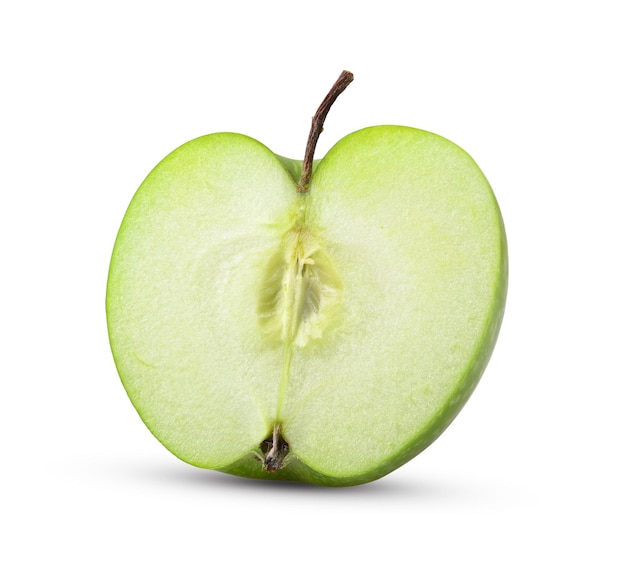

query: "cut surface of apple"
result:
(106, 125), (507, 486)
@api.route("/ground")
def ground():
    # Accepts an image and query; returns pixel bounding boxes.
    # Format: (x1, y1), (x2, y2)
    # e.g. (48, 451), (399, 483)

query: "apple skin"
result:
(107, 126), (507, 486)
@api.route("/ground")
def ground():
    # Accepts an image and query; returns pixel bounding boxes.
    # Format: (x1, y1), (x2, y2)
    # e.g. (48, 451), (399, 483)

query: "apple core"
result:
(257, 220), (343, 348)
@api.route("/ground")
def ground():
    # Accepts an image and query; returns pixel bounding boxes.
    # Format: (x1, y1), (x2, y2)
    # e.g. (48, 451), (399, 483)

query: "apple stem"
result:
(298, 70), (354, 193)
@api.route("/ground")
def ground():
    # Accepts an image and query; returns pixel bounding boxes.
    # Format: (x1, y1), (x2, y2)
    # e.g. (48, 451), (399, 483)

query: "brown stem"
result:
(298, 70), (354, 193)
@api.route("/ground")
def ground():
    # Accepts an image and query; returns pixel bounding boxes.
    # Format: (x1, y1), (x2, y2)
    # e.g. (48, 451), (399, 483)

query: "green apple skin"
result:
(106, 126), (507, 486)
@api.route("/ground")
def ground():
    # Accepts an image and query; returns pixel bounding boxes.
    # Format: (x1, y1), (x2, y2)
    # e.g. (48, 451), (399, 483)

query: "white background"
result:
(2, 1), (624, 572)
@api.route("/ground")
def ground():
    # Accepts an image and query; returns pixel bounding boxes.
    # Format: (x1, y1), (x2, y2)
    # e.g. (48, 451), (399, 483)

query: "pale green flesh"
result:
(106, 126), (507, 485)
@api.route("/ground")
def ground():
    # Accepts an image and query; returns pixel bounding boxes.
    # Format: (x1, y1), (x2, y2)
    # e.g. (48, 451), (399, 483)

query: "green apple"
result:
(106, 73), (507, 486)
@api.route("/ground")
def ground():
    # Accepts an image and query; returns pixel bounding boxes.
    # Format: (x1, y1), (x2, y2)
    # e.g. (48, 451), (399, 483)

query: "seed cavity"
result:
(257, 227), (342, 347)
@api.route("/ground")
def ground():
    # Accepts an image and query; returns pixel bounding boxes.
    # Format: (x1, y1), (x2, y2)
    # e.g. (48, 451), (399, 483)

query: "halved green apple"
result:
(107, 92), (507, 486)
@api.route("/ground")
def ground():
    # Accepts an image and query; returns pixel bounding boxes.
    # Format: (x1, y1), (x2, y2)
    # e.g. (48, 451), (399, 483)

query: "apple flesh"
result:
(106, 126), (507, 486)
